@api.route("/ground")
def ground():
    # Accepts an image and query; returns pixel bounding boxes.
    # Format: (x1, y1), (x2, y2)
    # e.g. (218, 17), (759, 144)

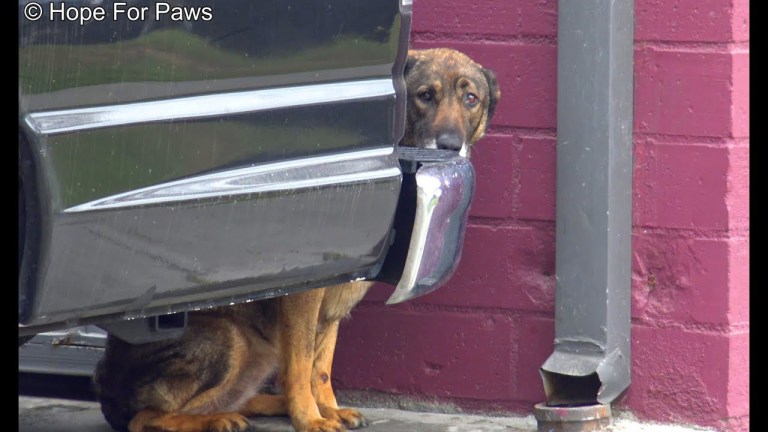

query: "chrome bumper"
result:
(382, 151), (475, 304)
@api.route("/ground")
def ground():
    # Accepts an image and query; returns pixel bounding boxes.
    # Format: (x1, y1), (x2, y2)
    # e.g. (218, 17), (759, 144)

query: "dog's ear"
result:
(404, 54), (417, 77)
(482, 67), (501, 120)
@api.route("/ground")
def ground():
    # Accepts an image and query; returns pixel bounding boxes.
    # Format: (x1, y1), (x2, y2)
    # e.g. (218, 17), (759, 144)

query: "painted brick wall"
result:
(334, 1), (749, 431)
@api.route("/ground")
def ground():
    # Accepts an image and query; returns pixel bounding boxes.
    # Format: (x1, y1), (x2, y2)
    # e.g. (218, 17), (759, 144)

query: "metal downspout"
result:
(536, 0), (634, 429)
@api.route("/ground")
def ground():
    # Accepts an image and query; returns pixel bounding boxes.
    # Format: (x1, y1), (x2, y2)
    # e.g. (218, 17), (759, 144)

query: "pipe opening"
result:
(541, 371), (602, 406)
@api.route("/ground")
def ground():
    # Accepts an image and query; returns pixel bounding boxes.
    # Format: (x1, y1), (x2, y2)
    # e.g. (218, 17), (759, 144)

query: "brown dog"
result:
(93, 48), (500, 432)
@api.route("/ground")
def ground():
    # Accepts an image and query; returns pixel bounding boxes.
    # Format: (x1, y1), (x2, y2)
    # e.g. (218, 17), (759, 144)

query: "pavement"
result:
(19, 396), (537, 432)
(19, 396), (719, 432)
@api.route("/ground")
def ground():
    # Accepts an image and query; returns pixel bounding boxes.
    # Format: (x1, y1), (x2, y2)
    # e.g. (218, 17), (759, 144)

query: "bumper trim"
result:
(386, 157), (474, 304)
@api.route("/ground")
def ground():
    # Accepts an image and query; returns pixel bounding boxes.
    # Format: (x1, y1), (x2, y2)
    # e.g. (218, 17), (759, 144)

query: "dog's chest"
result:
(319, 281), (373, 323)
(226, 361), (276, 411)
(227, 332), (281, 409)
(190, 328), (280, 414)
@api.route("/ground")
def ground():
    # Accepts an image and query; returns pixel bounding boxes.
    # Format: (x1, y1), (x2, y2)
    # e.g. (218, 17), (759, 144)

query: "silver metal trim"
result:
(386, 157), (475, 304)
(24, 79), (395, 135)
(64, 147), (399, 212)
(18, 327), (107, 377)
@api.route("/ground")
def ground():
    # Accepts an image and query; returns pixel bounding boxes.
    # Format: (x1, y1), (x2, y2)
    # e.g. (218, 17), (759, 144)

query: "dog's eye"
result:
(417, 91), (432, 103)
(465, 93), (479, 107)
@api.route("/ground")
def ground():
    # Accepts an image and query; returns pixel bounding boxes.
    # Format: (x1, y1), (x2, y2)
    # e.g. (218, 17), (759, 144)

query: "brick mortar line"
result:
(412, 34), (748, 50)
(508, 135), (525, 216)
(635, 40), (749, 52)
(633, 226), (748, 239)
(464, 220), (747, 240)
(636, 141), (748, 149)
(467, 218), (555, 230)
(485, 131), (748, 145)
(634, 134), (747, 146)
(486, 126), (557, 139)
(631, 319), (748, 335)
(412, 31), (557, 46)
(356, 300), (555, 319)
(412, 303), (555, 318)
(411, 35), (749, 51)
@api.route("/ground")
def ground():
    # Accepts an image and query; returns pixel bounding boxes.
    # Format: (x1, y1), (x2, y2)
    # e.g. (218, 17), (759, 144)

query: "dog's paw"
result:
(300, 417), (347, 432)
(203, 413), (254, 432)
(318, 406), (368, 430)
(330, 408), (368, 430)
(142, 412), (253, 432)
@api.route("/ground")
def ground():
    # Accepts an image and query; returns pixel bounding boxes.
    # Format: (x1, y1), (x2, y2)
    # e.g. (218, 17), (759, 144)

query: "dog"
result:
(93, 48), (500, 432)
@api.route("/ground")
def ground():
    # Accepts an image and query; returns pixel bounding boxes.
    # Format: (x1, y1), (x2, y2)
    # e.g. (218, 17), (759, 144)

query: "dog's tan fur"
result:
(93, 48), (500, 432)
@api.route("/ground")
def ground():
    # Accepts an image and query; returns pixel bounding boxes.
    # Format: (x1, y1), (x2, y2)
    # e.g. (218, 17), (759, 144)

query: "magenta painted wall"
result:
(334, 1), (749, 431)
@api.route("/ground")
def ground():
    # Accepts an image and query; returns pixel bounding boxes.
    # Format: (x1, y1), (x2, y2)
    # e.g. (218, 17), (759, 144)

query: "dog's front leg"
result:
(312, 320), (368, 429)
(279, 289), (345, 432)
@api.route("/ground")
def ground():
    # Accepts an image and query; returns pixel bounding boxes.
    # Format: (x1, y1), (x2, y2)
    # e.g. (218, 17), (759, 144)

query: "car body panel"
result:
(19, 0), (412, 331)
(19, 0), (403, 108)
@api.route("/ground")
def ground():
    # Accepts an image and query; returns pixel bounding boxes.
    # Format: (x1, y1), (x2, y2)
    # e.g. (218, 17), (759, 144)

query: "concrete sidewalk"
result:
(19, 396), (717, 432)
(19, 396), (537, 432)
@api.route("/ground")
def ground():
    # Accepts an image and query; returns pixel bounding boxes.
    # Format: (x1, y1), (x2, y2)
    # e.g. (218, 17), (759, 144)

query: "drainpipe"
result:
(536, 0), (634, 430)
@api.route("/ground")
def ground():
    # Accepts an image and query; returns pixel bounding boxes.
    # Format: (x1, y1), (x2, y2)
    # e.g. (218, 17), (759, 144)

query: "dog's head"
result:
(401, 48), (501, 157)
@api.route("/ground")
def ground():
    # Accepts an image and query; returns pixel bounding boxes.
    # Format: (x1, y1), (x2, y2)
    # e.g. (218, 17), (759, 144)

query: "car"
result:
(18, 0), (475, 376)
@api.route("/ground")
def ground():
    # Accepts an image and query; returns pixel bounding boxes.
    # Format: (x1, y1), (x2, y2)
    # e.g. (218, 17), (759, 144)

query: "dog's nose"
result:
(436, 133), (463, 151)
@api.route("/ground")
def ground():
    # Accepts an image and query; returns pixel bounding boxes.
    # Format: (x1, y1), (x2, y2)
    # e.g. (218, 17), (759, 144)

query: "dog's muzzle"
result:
(436, 132), (464, 151)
